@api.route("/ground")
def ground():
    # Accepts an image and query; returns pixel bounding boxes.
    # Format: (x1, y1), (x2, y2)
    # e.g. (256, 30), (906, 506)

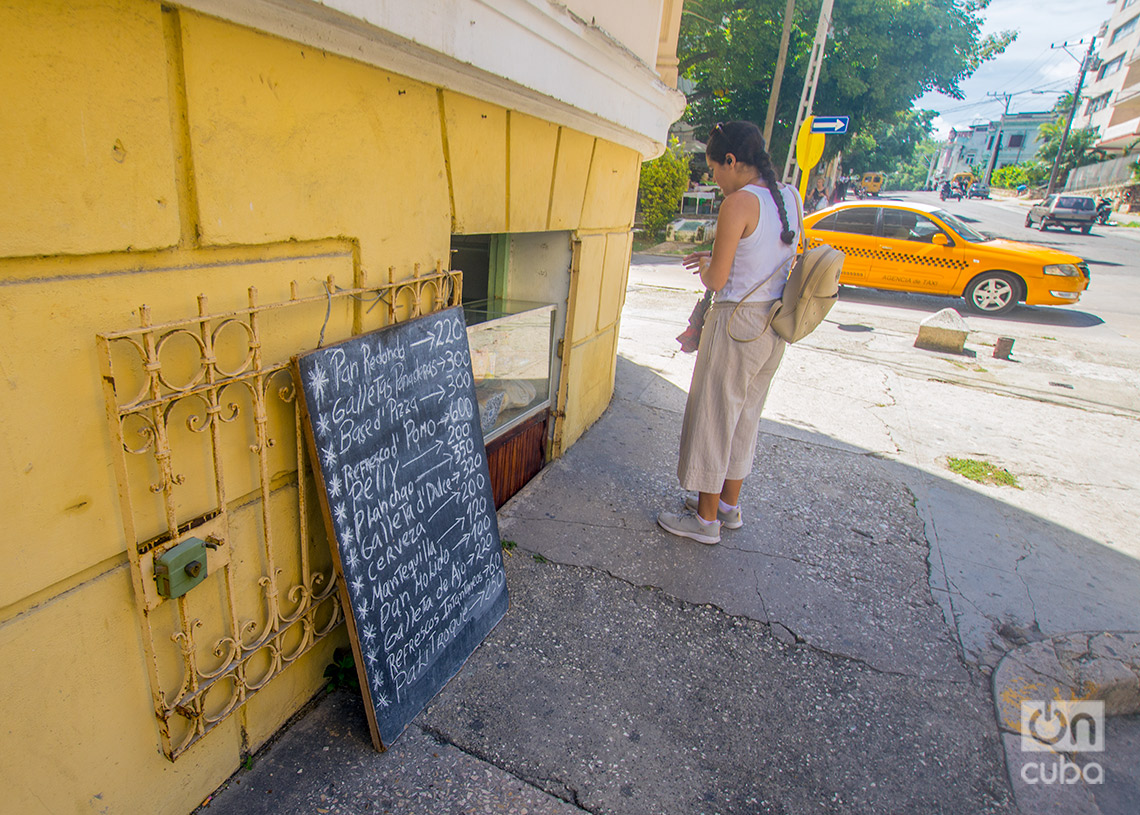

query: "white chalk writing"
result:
(300, 312), (504, 724)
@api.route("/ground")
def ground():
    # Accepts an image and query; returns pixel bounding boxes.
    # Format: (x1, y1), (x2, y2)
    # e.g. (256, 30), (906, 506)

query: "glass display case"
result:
(463, 300), (556, 442)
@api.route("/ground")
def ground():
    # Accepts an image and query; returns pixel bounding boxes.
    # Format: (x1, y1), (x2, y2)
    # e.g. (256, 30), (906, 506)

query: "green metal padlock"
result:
(155, 537), (209, 599)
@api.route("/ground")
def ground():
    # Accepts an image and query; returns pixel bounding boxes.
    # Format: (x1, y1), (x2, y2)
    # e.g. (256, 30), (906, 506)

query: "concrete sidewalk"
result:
(199, 260), (1140, 815)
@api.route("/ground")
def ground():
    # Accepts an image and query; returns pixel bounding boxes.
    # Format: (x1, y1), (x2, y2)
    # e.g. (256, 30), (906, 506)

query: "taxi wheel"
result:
(965, 272), (1019, 315)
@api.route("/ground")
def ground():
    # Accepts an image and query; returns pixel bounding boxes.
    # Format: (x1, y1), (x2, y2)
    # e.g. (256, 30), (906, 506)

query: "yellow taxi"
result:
(804, 201), (1090, 315)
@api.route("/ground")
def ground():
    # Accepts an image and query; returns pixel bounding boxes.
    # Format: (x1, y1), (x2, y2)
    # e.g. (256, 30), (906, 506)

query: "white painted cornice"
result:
(175, 0), (686, 157)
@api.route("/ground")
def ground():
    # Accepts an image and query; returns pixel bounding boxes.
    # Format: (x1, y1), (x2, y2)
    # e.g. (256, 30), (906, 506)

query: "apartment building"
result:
(1076, 0), (1140, 152)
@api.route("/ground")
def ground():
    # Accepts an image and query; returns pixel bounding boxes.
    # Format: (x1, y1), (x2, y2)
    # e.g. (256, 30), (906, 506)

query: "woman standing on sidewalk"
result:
(658, 121), (801, 545)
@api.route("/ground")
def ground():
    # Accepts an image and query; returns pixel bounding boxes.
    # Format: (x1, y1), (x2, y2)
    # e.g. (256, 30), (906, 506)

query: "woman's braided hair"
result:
(707, 121), (796, 246)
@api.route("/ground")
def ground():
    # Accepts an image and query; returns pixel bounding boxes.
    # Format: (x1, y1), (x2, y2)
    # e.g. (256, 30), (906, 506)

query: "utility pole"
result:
(1046, 36), (1098, 197)
(984, 92), (1012, 184)
(782, 0), (835, 184)
(763, 0), (796, 147)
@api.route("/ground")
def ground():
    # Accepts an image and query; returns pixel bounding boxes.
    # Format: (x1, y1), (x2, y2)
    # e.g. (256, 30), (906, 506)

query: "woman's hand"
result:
(682, 251), (711, 274)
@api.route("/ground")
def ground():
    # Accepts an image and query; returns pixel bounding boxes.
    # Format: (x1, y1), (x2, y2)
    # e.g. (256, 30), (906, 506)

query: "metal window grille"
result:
(96, 265), (461, 760)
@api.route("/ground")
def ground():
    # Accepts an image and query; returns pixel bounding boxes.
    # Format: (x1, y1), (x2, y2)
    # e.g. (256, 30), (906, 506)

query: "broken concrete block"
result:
(915, 308), (970, 354)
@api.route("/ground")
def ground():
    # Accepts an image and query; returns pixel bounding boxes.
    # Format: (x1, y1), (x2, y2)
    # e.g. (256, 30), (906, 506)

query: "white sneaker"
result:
(657, 509), (721, 545)
(684, 495), (743, 529)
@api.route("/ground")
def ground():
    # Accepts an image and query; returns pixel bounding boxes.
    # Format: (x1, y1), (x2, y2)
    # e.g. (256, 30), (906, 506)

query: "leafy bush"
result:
(990, 164), (1027, 189)
(638, 139), (691, 239)
(990, 161), (1049, 189)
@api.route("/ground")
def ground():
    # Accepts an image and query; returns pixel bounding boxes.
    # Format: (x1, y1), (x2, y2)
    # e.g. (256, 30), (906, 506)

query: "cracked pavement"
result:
(199, 247), (1139, 815)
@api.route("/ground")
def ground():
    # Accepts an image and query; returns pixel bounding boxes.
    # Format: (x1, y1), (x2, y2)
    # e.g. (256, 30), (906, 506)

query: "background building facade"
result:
(1076, 0), (1140, 152)
(931, 112), (1053, 186)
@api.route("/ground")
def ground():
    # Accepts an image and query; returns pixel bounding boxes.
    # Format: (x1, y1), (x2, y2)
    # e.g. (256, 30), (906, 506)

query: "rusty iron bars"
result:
(97, 264), (462, 760)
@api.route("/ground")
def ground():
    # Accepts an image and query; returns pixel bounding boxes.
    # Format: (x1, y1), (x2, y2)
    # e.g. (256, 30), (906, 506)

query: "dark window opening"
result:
(882, 209), (949, 243)
(450, 234), (493, 303)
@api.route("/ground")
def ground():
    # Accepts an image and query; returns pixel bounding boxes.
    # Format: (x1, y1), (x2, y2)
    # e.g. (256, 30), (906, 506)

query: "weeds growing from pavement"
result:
(947, 457), (1019, 488)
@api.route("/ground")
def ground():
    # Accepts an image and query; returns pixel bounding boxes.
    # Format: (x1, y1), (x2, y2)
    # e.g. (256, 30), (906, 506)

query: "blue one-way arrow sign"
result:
(811, 116), (849, 134)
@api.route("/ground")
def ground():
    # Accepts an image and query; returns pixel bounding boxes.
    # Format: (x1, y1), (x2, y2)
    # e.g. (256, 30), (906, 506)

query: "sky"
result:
(915, 0), (1115, 138)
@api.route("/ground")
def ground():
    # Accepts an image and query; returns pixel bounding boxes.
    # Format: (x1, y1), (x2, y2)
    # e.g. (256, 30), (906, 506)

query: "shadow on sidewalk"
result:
(504, 355), (1140, 675)
(200, 354), (1140, 815)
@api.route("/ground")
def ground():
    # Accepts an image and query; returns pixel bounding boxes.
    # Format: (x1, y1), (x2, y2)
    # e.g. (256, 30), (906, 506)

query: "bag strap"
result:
(727, 184), (806, 342)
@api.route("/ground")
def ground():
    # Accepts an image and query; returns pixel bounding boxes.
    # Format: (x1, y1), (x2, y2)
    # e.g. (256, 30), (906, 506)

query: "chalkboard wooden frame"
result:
(292, 307), (508, 750)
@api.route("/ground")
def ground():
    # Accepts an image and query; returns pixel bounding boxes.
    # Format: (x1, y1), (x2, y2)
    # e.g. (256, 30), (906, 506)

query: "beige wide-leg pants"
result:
(677, 300), (786, 494)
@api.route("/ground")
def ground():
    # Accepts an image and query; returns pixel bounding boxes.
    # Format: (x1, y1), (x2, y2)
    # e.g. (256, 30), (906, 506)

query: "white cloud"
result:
(930, 115), (952, 141)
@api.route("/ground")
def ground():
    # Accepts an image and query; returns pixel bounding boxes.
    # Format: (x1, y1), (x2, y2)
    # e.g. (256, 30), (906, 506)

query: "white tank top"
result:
(716, 182), (801, 304)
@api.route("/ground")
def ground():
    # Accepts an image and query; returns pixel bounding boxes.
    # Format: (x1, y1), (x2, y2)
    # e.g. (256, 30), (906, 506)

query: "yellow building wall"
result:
(557, 229), (635, 453)
(0, 1), (642, 812)
(548, 128), (597, 231)
(179, 12), (452, 275)
(0, 0), (181, 257)
(443, 91), (510, 236)
(508, 112), (560, 233)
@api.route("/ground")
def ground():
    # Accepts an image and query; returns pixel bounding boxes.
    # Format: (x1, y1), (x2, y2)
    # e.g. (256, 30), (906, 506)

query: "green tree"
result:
(637, 140), (691, 239)
(990, 164), (1028, 189)
(885, 140), (941, 190)
(1035, 119), (1105, 186)
(844, 110), (936, 177)
(1032, 91), (1109, 185)
(679, 0), (1014, 164)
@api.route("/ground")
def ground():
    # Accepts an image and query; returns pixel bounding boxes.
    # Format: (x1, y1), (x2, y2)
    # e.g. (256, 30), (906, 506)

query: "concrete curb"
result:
(992, 631), (1140, 814)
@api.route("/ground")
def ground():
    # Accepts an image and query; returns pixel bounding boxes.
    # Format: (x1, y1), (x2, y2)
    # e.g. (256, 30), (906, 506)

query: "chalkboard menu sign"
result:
(293, 307), (508, 750)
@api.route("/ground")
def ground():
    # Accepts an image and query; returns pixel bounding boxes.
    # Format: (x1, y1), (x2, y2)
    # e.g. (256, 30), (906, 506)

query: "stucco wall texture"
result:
(0, 2), (640, 812)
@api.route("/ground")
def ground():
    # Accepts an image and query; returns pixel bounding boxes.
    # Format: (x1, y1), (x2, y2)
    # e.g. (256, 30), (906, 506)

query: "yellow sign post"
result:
(795, 115), (827, 199)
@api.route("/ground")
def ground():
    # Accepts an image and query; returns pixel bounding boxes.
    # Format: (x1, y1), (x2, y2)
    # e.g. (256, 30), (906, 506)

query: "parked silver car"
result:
(1025, 194), (1096, 234)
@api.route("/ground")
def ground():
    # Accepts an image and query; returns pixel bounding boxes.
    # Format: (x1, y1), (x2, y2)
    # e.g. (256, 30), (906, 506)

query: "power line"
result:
(1001, 49), (1065, 92)
(931, 79), (1070, 118)
(999, 20), (1104, 94)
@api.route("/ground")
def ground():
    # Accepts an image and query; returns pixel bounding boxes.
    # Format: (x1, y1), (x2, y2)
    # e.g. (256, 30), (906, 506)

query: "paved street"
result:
(200, 191), (1139, 815)
(895, 189), (1140, 343)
